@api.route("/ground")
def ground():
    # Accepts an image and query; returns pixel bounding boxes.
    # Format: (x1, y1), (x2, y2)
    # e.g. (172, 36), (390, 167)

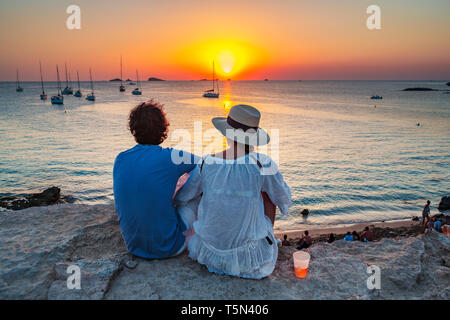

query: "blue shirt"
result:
(344, 235), (354, 241)
(434, 220), (442, 232)
(113, 144), (197, 259)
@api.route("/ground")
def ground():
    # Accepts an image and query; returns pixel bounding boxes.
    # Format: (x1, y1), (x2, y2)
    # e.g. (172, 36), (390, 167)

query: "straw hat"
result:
(212, 104), (270, 146)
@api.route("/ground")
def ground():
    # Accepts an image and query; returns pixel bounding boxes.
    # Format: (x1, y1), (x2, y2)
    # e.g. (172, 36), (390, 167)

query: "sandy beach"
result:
(1, 203), (448, 300)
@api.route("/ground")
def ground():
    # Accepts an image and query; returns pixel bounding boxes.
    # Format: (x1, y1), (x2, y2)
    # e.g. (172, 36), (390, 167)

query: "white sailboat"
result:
(74, 71), (82, 97)
(16, 69), (23, 92)
(62, 63), (73, 95)
(86, 68), (95, 101)
(39, 61), (47, 100)
(119, 55), (125, 92)
(132, 69), (142, 95)
(203, 61), (219, 98)
(51, 65), (64, 105)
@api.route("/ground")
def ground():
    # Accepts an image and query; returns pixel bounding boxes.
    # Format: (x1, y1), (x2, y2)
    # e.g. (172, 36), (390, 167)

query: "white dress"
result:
(174, 152), (292, 279)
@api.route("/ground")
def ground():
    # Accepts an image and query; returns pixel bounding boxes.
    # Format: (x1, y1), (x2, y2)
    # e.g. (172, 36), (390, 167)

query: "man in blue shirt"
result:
(113, 100), (197, 259)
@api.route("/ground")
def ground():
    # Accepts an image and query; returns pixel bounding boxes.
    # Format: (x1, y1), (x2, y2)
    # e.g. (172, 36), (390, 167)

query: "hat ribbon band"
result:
(226, 116), (258, 132)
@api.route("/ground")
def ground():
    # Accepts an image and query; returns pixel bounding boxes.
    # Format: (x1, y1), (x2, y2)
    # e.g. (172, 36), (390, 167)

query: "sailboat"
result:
(119, 55), (125, 92)
(62, 63), (73, 95)
(74, 71), (82, 97)
(39, 61), (47, 100)
(51, 65), (64, 105)
(16, 69), (23, 92)
(203, 61), (219, 98)
(86, 68), (95, 101)
(132, 70), (142, 95)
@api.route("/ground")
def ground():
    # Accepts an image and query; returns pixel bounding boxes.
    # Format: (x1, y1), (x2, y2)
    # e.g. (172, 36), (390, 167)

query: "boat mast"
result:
(39, 61), (45, 94)
(136, 69), (140, 90)
(65, 63), (69, 87)
(212, 61), (215, 92)
(120, 55), (123, 86)
(89, 68), (94, 93)
(56, 65), (61, 95)
(77, 71), (81, 90)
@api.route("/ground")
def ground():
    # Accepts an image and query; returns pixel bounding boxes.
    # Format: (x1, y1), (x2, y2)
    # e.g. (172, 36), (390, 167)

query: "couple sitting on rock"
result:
(113, 100), (291, 279)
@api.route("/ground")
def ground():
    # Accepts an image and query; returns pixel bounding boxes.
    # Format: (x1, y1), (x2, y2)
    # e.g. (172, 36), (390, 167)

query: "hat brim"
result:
(212, 117), (270, 146)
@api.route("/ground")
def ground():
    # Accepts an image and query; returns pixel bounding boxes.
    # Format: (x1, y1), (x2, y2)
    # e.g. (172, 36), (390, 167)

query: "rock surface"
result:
(1, 204), (449, 300)
(0, 187), (74, 210)
(438, 196), (450, 211)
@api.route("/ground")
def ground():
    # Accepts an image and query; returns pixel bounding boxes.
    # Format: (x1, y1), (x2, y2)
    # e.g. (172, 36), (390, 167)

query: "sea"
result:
(0, 80), (449, 230)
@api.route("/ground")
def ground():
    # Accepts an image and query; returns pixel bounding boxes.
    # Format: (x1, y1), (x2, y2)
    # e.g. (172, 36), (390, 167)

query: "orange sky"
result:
(1, 0), (449, 80)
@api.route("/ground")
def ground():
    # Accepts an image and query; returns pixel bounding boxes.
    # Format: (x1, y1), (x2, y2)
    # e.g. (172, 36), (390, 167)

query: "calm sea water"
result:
(0, 80), (449, 230)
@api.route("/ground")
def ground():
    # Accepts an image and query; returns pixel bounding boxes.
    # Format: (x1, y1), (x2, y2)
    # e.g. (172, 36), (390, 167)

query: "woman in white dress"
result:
(175, 104), (292, 279)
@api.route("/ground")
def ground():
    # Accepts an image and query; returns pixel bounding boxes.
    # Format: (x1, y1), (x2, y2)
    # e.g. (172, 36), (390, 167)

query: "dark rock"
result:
(300, 209), (309, 216)
(438, 196), (450, 211)
(147, 77), (164, 81)
(446, 82), (450, 86)
(402, 87), (436, 91)
(411, 216), (419, 221)
(0, 187), (73, 210)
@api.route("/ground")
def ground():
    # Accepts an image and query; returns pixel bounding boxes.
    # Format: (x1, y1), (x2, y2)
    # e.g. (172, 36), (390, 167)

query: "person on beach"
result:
(352, 231), (360, 241)
(113, 100), (198, 259)
(422, 200), (431, 226)
(174, 104), (292, 279)
(327, 233), (335, 243)
(361, 226), (374, 242)
(431, 217), (442, 233)
(297, 230), (312, 250)
(282, 234), (291, 246)
(344, 232), (354, 241)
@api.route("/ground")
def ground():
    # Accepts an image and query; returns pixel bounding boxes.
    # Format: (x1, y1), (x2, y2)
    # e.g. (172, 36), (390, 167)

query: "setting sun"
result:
(217, 50), (236, 74)
(174, 40), (269, 79)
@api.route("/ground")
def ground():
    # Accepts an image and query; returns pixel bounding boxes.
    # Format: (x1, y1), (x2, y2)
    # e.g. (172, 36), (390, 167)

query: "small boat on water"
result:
(132, 70), (142, 95)
(16, 69), (23, 92)
(74, 71), (82, 97)
(39, 61), (47, 100)
(370, 95), (383, 100)
(86, 68), (95, 101)
(51, 65), (64, 105)
(119, 55), (125, 92)
(203, 61), (219, 98)
(62, 63), (73, 95)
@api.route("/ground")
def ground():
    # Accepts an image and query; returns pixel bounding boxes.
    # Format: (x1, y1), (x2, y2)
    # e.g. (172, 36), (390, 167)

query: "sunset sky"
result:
(1, 0), (449, 81)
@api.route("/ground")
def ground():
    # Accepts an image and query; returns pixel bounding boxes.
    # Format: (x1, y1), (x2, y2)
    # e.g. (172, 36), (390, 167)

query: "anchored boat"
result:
(203, 61), (219, 98)
(132, 69), (142, 95)
(51, 65), (64, 105)
(86, 68), (95, 101)
(39, 61), (47, 100)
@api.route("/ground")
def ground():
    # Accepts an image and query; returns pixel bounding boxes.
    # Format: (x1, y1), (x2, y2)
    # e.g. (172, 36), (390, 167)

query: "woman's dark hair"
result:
(128, 100), (169, 145)
(304, 230), (309, 236)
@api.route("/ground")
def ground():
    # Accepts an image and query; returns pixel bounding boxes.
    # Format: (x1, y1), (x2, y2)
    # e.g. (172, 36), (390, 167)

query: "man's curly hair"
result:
(128, 100), (169, 145)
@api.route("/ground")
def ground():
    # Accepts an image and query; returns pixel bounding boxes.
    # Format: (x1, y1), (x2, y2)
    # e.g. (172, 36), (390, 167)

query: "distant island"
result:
(125, 79), (132, 82)
(402, 87), (436, 91)
(199, 78), (208, 81)
(148, 77), (164, 81)
(109, 78), (121, 82)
